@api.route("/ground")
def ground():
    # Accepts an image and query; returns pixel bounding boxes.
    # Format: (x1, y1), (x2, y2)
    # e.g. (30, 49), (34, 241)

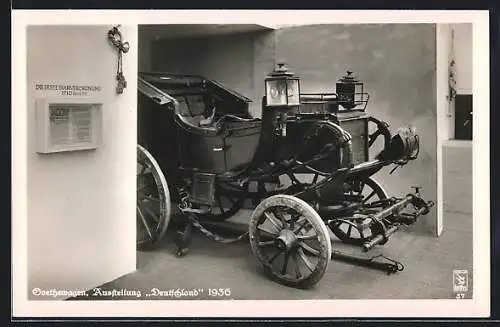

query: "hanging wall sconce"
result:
(107, 25), (130, 95)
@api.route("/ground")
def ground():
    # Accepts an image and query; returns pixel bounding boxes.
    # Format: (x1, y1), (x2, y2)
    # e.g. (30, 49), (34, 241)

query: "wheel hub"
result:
(275, 229), (298, 251)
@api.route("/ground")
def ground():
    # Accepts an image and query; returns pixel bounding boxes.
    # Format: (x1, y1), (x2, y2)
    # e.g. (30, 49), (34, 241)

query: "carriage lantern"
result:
(265, 63), (301, 136)
(336, 70), (368, 110)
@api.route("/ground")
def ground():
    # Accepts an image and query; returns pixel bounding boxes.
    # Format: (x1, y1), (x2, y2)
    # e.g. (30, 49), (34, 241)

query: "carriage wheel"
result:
(199, 182), (248, 222)
(367, 117), (392, 160)
(249, 195), (331, 289)
(329, 176), (388, 245)
(137, 144), (171, 251)
(276, 171), (324, 203)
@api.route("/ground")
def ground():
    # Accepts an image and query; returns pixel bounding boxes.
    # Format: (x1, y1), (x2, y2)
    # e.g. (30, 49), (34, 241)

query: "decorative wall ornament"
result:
(107, 25), (130, 94)
(447, 29), (457, 104)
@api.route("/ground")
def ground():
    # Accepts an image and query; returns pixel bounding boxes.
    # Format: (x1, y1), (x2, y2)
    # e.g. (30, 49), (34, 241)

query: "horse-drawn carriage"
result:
(136, 64), (434, 288)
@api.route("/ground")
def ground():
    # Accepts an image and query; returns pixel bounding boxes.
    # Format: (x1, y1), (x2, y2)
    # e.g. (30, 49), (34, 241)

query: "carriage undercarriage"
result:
(136, 133), (434, 289)
(136, 67), (435, 289)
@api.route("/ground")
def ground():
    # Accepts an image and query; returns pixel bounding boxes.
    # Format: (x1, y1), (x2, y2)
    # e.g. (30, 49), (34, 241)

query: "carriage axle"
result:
(361, 192), (434, 251)
(275, 229), (300, 251)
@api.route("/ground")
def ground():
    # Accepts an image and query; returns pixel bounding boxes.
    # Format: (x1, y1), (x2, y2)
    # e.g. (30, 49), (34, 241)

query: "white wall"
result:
(436, 24), (454, 142)
(435, 23), (473, 143)
(139, 35), (152, 72)
(25, 25), (137, 299)
(435, 24), (452, 235)
(452, 23), (473, 95)
(435, 23), (473, 235)
(152, 33), (260, 116)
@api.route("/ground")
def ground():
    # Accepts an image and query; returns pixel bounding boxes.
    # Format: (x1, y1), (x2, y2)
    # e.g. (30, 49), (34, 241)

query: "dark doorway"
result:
(454, 94), (473, 140)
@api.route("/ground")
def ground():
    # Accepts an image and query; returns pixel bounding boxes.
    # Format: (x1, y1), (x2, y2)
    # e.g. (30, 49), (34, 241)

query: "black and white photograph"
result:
(11, 10), (490, 318)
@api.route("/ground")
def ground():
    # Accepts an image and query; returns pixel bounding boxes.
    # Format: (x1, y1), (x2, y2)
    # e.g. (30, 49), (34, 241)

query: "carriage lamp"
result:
(265, 63), (301, 136)
(336, 70), (367, 110)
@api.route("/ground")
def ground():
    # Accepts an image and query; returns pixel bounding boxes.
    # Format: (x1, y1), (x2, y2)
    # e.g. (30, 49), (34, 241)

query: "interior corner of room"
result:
(436, 23), (473, 238)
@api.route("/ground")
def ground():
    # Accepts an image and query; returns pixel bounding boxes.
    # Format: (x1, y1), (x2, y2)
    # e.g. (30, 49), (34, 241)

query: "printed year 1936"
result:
(208, 288), (231, 297)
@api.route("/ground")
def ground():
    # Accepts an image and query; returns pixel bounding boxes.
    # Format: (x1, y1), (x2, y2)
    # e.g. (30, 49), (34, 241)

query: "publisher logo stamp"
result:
(453, 269), (468, 295)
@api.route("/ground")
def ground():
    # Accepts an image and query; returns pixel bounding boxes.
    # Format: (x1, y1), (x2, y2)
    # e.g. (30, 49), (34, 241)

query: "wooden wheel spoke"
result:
(257, 240), (275, 247)
(287, 173), (298, 185)
(137, 163), (152, 176)
(137, 183), (153, 192)
(270, 207), (287, 227)
(287, 212), (300, 229)
(144, 194), (160, 202)
(216, 196), (225, 213)
(358, 227), (365, 239)
(257, 225), (279, 236)
(299, 241), (320, 257)
(264, 211), (283, 232)
(347, 224), (353, 237)
(281, 252), (291, 275)
(362, 190), (376, 204)
(357, 182), (366, 195)
(137, 207), (153, 240)
(268, 248), (284, 264)
(292, 251), (303, 279)
(143, 206), (159, 223)
(138, 164), (146, 176)
(297, 247), (315, 272)
(297, 233), (318, 241)
(312, 173), (319, 184)
(293, 218), (309, 234)
(138, 193), (160, 202)
(291, 211), (302, 223)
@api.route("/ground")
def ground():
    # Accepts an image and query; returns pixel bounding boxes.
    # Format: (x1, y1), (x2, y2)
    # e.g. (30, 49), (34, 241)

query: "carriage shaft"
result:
(370, 195), (413, 222)
(363, 225), (399, 252)
(362, 194), (426, 251)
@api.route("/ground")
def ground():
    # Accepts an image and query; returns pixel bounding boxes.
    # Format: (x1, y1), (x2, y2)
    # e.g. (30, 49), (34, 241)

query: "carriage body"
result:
(138, 72), (371, 185)
(136, 70), (434, 289)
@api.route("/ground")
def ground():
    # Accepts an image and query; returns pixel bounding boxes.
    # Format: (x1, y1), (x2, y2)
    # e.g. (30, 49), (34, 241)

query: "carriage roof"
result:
(138, 72), (252, 106)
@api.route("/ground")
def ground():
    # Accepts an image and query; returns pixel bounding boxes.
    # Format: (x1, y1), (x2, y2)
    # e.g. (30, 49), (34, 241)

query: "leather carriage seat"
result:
(176, 96), (206, 126)
(175, 107), (260, 137)
(211, 113), (260, 127)
(174, 95), (218, 135)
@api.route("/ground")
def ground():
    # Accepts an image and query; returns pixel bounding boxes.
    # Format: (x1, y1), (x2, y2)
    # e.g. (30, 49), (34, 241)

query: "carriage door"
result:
(223, 124), (261, 172)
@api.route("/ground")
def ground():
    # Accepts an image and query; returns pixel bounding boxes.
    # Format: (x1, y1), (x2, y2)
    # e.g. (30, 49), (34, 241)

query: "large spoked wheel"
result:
(137, 144), (171, 251)
(199, 182), (248, 222)
(329, 176), (388, 245)
(249, 195), (332, 289)
(367, 117), (392, 160)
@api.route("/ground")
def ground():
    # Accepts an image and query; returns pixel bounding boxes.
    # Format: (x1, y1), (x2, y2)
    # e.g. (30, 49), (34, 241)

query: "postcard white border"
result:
(12, 10), (490, 318)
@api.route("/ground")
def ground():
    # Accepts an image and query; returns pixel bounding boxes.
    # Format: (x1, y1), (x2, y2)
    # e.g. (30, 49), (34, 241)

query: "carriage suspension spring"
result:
(177, 187), (248, 245)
